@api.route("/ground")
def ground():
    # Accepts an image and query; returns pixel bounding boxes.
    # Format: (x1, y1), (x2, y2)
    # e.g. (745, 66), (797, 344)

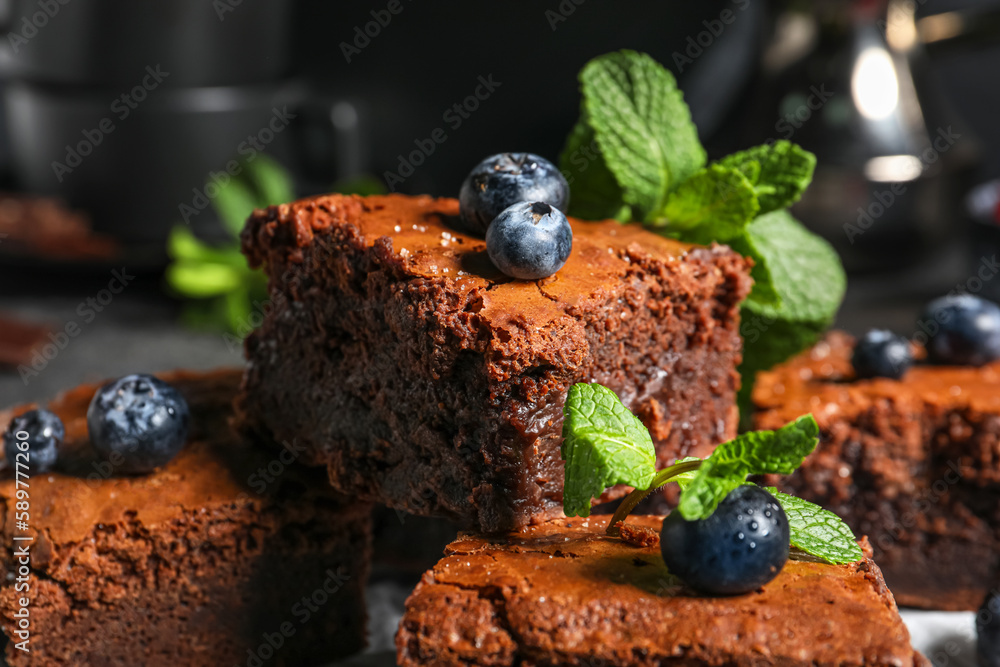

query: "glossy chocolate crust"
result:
(754, 331), (1000, 610)
(396, 515), (924, 667)
(0, 369), (372, 666)
(236, 194), (752, 533)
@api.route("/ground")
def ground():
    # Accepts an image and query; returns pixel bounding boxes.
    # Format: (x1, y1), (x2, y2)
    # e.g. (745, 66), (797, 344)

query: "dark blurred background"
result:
(2, 0), (1000, 408)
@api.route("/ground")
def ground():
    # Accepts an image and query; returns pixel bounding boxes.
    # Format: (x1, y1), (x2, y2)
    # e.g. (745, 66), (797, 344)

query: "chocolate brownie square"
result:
(754, 331), (1000, 610)
(0, 369), (372, 666)
(236, 194), (751, 532)
(396, 515), (924, 666)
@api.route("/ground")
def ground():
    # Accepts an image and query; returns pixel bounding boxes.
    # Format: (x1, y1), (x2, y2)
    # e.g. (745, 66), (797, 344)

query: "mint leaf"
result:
(727, 230), (780, 307)
(716, 141), (816, 214)
(578, 50), (705, 219)
(560, 118), (632, 221)
(561, 383), (657, 517)
(774, 492), (864, 564)
(650, 164), (759, 244)
(738, 211), (846, 418)
(678, 415), (819, 520)
(742, 210), (844, 321)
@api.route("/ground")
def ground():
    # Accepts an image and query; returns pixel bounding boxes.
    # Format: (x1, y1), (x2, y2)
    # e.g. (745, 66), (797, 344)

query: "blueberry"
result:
(978, 589), (1000, 667)
(485, 201), (573, 280)
(851, 329), (913, 380)
(86, 374), (190, 474)
(459, 153), (569, 234)
(660, 485), (789, 595)
(921, 295), (1000, 366)
(3, 409), (64, 473)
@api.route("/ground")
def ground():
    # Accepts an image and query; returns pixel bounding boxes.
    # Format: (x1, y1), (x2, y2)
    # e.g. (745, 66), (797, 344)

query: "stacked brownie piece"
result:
(0, 369), (371, 666)
(236, 193), (752, 532)
(397, 516), (924, 666)
(754, 331), (1000, 610)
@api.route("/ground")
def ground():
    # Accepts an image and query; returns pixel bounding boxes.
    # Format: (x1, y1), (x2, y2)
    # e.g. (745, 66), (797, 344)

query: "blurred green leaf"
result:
(223, 289), (253, 333)
(246, 154), (296, 208)
(333, 174), (388, 196)
(165, 156), (299, 334)
(166, 262), (244, 298)
(213, 179), (259, 237)
(167, 226), (246, 266)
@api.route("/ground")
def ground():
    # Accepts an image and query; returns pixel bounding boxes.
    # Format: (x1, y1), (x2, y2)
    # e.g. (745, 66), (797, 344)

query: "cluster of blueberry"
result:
(458, 153), (573, 280)
(2, 375), (190, 475)
(852, 294), (1000, 379)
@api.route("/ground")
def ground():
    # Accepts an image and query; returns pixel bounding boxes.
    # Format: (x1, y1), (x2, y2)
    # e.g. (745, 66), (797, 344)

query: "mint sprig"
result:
(561, 383), (861, 565)
(559, 50), (845, 402)
(677, 415), (818, 520)
(165, 159), (386, 333)
(561, 383), (656, 517)
(165, 155), (294, 333)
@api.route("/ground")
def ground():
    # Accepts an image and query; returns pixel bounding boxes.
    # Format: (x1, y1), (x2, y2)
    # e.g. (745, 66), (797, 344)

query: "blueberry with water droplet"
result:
(660, 485), (789, 595)
(485, 201), (572, 280)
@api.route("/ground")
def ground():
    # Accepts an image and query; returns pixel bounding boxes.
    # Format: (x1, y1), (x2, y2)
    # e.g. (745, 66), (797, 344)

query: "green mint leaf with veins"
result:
(561, 383), (656, 517)
(737, 210), (846, 419)
(560, 118), (632, 222)
(650, 164), (759, 244)
(678, 414), (819, 520)
(715, 141), (816, 214)
(578, 50), (705, 219)
(771, 491), (864, 564)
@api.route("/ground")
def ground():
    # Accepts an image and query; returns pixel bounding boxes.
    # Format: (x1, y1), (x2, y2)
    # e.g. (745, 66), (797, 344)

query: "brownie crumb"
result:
(616, 521), (660, 547)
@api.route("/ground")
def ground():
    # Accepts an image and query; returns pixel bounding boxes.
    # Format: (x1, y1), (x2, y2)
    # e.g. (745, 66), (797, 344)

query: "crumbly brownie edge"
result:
(0, 488), (371, 666)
